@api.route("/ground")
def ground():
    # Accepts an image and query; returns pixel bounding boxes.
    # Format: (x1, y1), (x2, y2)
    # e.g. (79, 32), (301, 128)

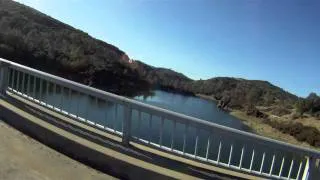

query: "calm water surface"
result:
(135, 90), (251, 132)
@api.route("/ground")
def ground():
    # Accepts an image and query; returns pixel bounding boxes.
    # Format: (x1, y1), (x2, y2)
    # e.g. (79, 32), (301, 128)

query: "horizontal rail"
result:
(2, 58), (319, 157)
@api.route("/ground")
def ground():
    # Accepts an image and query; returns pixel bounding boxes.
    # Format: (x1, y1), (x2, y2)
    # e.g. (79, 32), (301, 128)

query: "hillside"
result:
(130, 60), (193, 94)
(2, 0), (320, 149)
(0, 0), (150, 96)
(0, 0), (300, 109)
(186, 77), (298, 109)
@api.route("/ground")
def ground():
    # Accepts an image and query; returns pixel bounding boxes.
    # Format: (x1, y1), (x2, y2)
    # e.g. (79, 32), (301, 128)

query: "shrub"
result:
(295, 98), (312, 116)
(271, 106), (291, 116)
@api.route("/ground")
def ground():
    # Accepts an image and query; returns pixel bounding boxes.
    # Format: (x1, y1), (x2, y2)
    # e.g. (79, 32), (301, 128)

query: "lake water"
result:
(135, 90), (251, 131)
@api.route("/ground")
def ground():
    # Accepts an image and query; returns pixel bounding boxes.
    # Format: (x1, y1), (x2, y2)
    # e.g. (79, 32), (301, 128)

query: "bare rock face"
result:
(217, 95), (231, 110)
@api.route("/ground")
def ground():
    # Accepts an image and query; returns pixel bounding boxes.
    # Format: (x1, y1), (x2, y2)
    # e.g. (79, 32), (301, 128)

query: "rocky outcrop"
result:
(245, 105), (269, 119)
(217, 95), (231, 110)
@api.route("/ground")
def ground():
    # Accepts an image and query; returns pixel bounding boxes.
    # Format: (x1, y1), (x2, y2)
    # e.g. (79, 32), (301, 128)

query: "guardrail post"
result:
(122, 104), (132, 146)
(0, 61), (10, 95)
(303, 156), (318, 180)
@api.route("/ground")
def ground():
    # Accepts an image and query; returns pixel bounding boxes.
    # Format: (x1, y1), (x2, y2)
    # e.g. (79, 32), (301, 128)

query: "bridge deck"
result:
(0, 92), (264, 180)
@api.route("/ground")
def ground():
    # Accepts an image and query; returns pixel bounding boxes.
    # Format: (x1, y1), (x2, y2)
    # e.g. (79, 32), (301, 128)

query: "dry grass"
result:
(293, 117), (320, 132)
(197, 93), (320, 151)
(230, 110), (316, 150)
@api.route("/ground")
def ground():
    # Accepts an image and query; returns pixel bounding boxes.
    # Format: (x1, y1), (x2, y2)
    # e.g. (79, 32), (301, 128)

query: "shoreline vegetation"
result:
(197, 94), (320, 151)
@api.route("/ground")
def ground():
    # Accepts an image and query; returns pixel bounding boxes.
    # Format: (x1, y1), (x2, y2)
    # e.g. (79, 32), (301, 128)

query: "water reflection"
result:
(135, 90), (252, 132)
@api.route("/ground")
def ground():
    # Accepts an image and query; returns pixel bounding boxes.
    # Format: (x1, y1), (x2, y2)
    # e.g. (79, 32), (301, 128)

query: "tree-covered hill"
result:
(185, 77), (299, 109)
(0, 0), (150, 96)
(0, 0), (304, 110)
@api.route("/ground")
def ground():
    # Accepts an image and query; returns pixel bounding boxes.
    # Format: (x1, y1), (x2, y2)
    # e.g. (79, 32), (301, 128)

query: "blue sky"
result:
(15, 0), (320, 97)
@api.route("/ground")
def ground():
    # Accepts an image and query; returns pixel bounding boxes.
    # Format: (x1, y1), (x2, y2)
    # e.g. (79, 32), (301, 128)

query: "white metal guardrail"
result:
(0, 58), (319, 180)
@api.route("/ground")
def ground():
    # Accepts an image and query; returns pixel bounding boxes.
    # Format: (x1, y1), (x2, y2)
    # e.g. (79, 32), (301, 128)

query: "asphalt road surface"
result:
(0, 120), (116, 180)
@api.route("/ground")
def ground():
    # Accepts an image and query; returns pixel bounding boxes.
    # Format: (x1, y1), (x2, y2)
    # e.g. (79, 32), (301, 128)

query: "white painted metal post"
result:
(205, 135), (211, 160)
(122, 104), (132, 146)
(239, 146), (245, 169)
(303, 156), (317, 180)
(269, 154), (275, 176)
(0, 62), (9, 95)
(302, 157), (310, 180)
(159, 117), (164, 147)
(27, 74), (31, 96)
(182, 124), (188, 154)
(297, 161), (303, 180)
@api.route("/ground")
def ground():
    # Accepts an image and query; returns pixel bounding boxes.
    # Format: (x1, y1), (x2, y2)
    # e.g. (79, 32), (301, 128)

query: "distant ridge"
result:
(0, 0), (299, 109)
